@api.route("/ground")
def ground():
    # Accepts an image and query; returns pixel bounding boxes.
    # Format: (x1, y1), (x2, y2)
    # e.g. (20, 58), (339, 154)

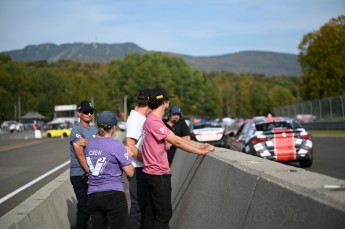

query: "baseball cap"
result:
(169, 105), (181, 114)
(137, 89), (151, 101)
(97, 111), (118, 129)
(77, 100), (95, 112)
(149, 87), (174, 101)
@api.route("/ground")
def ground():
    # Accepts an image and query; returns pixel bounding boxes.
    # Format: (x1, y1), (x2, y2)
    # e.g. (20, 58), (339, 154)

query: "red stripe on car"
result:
(273, 129), (296, 161)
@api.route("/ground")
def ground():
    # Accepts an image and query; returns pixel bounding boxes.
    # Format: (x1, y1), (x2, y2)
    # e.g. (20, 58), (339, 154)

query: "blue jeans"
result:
(143, 174), (172, 229)
(88, 190), (128, 229)
(128, 167), (148, 229)
(70, 176), (89, 229)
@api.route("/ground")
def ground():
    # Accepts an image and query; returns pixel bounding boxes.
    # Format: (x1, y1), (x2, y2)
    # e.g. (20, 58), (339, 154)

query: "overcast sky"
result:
(0, 0), (344, 56)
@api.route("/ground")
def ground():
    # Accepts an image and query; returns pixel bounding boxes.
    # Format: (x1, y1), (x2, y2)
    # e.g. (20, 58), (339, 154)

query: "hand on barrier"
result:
(200, 143), (215, 155)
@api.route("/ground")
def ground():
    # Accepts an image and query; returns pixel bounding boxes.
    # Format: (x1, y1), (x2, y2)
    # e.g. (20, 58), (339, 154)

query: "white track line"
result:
(0, 160), (70, 204)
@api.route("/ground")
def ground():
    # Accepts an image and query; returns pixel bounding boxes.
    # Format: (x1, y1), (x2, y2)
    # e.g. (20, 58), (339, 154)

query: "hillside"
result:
(4, 42), (147, 63)
(2, 42), (301, 76)
(175, 51), (301, 76)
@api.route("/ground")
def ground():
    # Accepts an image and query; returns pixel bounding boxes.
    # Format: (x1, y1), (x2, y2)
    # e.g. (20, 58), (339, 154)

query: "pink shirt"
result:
(142, 113), (172, 175)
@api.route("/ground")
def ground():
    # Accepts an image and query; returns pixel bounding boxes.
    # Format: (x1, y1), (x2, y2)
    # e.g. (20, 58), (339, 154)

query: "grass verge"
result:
(308, 130), (345, 136)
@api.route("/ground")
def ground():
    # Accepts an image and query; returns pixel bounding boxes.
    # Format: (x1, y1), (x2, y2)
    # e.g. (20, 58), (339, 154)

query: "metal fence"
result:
(274, 95), (345, 122)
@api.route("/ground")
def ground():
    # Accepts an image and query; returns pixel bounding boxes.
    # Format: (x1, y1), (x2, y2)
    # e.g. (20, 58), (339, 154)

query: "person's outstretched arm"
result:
(166, 133), (215, 155)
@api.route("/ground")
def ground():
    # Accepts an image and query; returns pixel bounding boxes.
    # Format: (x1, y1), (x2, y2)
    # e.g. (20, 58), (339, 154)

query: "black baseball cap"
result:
(77, 100), (95, 112)
(149, 87), (174, 101)
(137, 89), (151, 101)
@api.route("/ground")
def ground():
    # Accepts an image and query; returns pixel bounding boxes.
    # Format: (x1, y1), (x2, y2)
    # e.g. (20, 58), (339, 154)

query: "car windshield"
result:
(255, 121), (301, 131)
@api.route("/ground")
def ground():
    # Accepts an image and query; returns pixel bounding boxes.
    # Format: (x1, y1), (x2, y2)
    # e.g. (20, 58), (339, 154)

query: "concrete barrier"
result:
(170, 147), (345, 229)
(0, 170), (76, 229)
(1, 147), (345, 228)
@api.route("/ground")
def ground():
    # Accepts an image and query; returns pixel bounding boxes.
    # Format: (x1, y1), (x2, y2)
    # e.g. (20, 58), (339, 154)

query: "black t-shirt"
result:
(163, 118), (191, 164)
(164, 118), (190, 138)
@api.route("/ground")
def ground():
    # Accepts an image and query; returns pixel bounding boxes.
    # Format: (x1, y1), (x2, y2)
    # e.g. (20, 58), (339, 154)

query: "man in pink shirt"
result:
(142, 87), (215, 229)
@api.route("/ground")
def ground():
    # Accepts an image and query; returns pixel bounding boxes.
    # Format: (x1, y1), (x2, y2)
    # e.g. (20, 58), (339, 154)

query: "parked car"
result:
(191, 121), (228, 147)
(228, 117), (313, 167)
(1, 121), (24, 132)
(44, 123), (71, 138)
(295, 114), (317, 123)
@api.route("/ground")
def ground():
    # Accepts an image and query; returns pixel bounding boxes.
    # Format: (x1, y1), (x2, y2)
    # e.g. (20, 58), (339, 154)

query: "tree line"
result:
(0, 15), (344, 122)
(0, 52), (299, 122)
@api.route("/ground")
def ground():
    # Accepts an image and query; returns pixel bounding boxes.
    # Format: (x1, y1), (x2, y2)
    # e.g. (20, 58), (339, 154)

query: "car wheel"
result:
(300, 150), (313, 168)
(47, 133), (52, 138)
(63, 133), (68, 137)
(300, 158), (313, 168)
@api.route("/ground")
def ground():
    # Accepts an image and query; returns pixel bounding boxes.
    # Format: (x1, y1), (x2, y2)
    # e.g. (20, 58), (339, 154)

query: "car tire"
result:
(300, 151), (313, 168)
(300, 158), (313, 168)
(47, 133), (52, 138)
(63, 133), (68, 137)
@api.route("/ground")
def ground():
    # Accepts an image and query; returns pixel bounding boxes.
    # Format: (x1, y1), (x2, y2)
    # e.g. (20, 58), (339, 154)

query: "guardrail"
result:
(301, 121), (345, 130)
(274, 95), (345, 122)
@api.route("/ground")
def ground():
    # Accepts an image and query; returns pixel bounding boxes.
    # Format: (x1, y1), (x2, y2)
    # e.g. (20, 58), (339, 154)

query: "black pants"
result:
(88, 190), (129, 229)
(143, 174), (172, 229)
(70, 176), (89, 229)
(127, 167), (148, 229)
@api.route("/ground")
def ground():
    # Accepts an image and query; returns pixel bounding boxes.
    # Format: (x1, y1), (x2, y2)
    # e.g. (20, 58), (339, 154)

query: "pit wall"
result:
(1, 147), (345, 229)
(0, 170), (76, 229)
(169, 147), (345, 229)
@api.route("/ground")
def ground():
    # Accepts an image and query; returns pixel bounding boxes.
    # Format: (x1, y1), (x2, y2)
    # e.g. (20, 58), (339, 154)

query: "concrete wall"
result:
(170, 147), (345, 229)
(0, 170), (76, 229)
(1, 147), (345, 228)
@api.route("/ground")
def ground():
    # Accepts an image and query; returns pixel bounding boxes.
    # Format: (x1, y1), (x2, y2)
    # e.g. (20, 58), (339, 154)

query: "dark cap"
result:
(149, 87), (174, 101)
(77, 100), (94, 112)
(137, 89), (151, 101)
(97, 111), (118, 129)
(169, 105), (182, 114)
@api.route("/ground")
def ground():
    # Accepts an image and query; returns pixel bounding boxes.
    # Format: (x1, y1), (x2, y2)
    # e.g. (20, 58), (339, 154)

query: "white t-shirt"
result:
(126, 109), (146, 167)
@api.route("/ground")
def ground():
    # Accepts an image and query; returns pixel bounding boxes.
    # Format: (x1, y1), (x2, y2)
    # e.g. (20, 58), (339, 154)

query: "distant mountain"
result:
(175, 51), (301, 76)
(2, 42), (301, 76)
(4, 42), (147, 63)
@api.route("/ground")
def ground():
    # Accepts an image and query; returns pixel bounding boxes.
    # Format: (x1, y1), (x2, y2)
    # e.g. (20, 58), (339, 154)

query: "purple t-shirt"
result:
(142, 113), (172, 175)
(85, 137), (131, 194)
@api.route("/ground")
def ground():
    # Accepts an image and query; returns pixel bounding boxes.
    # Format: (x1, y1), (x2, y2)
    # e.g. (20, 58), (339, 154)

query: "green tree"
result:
(0, 54), (14, 121)
(0, 56), (32, 121)
(269, 85), (295, 108)
(108, 52), (217, 118)
(210, 72), (299, 118)
(250, 80), (268, 115)
(298, 15), (345, 100)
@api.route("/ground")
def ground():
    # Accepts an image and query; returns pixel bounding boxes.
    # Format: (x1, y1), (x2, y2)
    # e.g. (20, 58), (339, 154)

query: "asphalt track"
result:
(305, 136), (345, 180)
(0, 137), (70, 217)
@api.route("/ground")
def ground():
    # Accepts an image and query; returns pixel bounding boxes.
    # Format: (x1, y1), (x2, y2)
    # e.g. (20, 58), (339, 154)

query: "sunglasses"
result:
(82, 110), (94, 115)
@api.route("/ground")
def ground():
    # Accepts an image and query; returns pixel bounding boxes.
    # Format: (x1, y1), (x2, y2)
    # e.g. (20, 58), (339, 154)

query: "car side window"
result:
(236, 124), (245, 136)
(292, 120), (302, 128)
(243, 122), (254, 135)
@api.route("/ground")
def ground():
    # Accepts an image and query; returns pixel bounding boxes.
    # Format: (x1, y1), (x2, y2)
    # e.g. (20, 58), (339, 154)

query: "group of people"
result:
(69, 87), (215, 229)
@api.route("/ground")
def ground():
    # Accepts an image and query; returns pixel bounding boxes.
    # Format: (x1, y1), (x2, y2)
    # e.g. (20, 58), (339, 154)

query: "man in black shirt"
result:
(164, 105), (191, 165)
